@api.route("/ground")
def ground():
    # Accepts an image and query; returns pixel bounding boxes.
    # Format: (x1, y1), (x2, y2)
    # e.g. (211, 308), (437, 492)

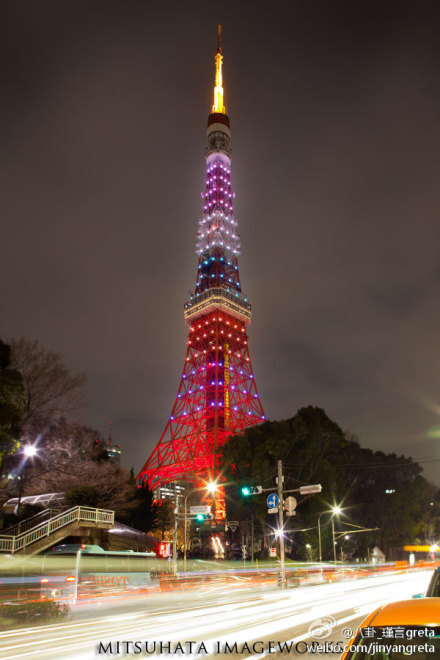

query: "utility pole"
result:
(331, 516), (337, 564)
(251, 514), (254, 563)
(277, 459), (286, 589)
(172, 493), (180, 575)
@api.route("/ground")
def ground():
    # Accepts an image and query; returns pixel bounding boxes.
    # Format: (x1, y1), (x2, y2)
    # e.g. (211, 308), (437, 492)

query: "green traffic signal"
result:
(195, 513), (206, 521)
(241, 485), (263, 496)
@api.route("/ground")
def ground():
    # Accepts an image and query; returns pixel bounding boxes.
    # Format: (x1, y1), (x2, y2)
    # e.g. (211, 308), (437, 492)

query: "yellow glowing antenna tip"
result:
(212, 24), (226, 114)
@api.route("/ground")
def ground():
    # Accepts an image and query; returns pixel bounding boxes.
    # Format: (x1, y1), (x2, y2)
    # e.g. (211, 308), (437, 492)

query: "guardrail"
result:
(0, 507), (114, 554)
(1, 508), (61, 537)
(184, 287), (252, 325)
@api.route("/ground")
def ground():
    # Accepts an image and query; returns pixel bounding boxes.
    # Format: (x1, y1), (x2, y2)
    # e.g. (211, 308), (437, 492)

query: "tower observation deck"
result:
(137, 27), (265, 518)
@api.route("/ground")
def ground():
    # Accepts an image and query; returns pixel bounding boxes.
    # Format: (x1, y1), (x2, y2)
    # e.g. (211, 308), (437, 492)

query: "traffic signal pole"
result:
(277, 459), (287, 590)
(242, 462), (321, 590)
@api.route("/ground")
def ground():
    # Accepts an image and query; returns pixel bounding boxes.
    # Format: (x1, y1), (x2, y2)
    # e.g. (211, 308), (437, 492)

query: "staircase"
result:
(0, 506), (114, 555)
(1, 508), (60, 537)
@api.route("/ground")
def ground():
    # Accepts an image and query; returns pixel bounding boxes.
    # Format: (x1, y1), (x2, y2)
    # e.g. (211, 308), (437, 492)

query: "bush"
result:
(0, 600), (69, 629)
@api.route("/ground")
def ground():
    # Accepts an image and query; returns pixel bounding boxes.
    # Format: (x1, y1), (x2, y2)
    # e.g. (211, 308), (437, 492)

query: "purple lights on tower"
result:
(203, 162), (234, 214)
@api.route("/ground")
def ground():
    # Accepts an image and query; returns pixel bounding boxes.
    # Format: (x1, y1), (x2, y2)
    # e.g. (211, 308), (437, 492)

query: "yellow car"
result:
(341, 598), (440, 659)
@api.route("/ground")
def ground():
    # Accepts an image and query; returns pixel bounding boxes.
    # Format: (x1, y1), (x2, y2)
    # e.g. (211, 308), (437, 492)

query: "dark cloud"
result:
(1, 1), (440, 483)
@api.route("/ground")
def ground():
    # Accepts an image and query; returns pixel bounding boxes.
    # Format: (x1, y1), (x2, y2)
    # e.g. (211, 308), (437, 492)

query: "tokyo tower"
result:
(137, 27), (265, 516)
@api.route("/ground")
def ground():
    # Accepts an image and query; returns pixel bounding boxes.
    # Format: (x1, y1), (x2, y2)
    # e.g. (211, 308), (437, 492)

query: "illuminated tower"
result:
(137, 27), (265, 516)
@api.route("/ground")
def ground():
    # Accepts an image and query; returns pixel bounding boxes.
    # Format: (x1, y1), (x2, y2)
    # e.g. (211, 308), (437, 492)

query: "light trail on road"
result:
(0, 569), (432, 659)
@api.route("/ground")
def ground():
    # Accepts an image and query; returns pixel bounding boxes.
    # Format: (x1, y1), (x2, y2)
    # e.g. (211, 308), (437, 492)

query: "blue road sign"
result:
(267, 493), (279, 508)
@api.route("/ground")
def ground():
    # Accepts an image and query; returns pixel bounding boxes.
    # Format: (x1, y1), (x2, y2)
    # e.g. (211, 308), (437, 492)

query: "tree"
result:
(221, 406), (437, 560)
(152, 501), (175, 541)
(9, 338), (85, 438)
(64, 486), (100, 508)
(19, 419), (134, 517)
(121, 478), (159, 533)
(0, 340), (25, 479)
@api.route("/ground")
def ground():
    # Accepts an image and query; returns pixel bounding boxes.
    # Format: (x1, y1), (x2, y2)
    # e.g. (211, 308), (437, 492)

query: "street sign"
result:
(269, 547), (276, 557)
(299, 484), (322, 495)
(284, 496), (297, 512)
(268, 507), (278, 514)
(226, 520), (239, 532)
(267, 493), (279, 508)
(190, 505), (211, 514)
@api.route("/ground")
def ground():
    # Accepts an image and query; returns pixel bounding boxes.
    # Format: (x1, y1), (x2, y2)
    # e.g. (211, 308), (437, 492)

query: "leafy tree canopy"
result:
(221, 406), (437, 559)
(0, 340), (25, 473)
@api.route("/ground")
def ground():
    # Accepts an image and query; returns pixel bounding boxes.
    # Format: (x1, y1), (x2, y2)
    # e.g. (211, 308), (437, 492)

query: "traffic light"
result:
(241, 486), (263, 496)
(195, 513), (215, 521)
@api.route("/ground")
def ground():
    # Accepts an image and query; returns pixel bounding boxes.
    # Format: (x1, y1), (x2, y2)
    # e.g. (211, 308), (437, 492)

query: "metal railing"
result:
(184, 287), (252, 325)
(184, 287), (251, 312)
(0, 507), (114, 554)
(1, 508), (61, 537)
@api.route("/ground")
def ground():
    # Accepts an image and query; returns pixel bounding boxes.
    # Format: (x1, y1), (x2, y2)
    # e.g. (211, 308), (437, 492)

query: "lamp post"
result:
(332, 506), (341, 564)
(317, 506), (342, 565)
(16, 444), (38, 516)
(331, 517), (337, 564)
(172, 493), (180, 575)
(317, 512), (325, 564)
(183, 482), (218, 572)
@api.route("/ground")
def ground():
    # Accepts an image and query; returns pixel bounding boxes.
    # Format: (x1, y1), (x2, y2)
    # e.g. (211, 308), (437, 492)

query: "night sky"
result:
(2, 1), (440, 485)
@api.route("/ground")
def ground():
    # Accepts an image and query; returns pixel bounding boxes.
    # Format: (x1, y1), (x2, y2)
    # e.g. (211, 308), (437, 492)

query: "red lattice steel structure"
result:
(137, 28), (265, 516)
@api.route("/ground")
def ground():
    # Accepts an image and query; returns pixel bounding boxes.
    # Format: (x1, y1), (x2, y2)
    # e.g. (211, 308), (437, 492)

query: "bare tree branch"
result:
(9, 338), (85, 437)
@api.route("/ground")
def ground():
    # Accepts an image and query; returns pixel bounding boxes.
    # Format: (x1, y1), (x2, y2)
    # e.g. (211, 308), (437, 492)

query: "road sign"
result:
(284, 496), (297, 512)
(267, 493), (279, 508)
(299, 484), (322, 495)
(268, 507), (278, 514)
(190, 505), (211, 514)
(226, 520), (239, 532)
(269, 547), (276, 557)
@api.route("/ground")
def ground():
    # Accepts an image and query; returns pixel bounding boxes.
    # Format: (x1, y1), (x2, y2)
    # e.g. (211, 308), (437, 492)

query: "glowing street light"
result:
(331, 507), (343, 564)
(317, 505), (344, 564)
(17, 445), (39, 515)
(183, 483), (219, 571)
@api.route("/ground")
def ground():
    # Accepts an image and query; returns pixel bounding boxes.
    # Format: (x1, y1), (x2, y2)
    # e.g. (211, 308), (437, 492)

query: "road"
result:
(0, 569), (432, 659)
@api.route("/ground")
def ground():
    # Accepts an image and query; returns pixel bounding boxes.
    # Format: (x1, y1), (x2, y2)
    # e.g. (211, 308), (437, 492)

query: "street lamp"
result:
(17, 444), (39, 516)
(331, 507), (342, 564)
(317, 506), (342, 565)
(183, 482), (218, 572)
